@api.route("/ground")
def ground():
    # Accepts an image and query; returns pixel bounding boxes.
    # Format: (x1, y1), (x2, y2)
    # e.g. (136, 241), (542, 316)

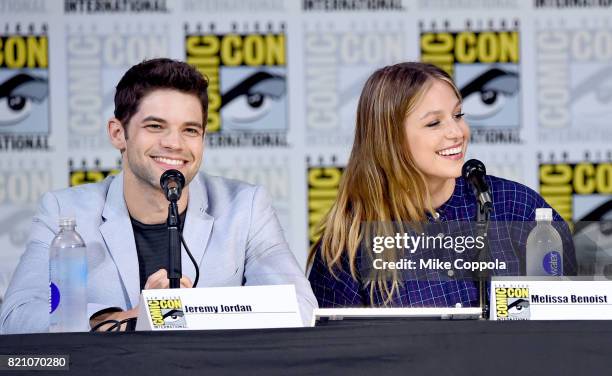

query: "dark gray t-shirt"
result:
(130, 211), (186, 290)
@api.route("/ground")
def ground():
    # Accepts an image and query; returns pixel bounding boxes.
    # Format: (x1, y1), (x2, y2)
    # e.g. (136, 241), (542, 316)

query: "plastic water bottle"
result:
(526, 208), (564, 276)
(49, 217), (88, 332)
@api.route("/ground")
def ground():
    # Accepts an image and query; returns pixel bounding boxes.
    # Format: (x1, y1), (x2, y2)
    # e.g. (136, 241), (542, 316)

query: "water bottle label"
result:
(49, 282), (60, 314)
(543, 251), (563, 276)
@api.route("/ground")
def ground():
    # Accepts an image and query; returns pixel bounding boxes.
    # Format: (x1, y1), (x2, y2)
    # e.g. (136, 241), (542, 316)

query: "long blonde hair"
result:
(308, 62), (461, 303)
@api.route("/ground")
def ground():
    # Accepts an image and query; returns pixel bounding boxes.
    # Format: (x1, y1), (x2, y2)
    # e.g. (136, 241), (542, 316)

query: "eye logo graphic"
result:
(0, 73), (49, 127)
(574, 200), (612, 277)
(220, 70), (286, 130)
(571, 66), (612, 125)
(0, 205), (36, 246)
(459, 67), (519, 127)
(161, 309), (186, 326)
(506, 298), (530, 319)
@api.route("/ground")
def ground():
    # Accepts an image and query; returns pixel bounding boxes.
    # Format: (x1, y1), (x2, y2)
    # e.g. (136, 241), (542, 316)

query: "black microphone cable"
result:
(181, 234), (199, 288)
(178, 210), (200, 288)
(89, 317), (138, 332)
(107, 317), (137, 332)
(90, 319), (119, 332)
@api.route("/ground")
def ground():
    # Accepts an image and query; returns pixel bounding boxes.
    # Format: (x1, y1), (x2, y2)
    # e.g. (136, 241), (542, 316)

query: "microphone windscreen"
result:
(462, 159), (486, 179)
(160, 169), (185, 190)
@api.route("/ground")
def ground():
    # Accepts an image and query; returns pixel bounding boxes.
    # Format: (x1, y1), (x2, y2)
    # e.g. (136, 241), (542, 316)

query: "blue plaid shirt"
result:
(308, 175), (577, 308)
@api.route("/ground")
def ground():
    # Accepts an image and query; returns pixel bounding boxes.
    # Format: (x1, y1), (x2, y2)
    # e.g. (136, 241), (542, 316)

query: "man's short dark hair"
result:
(114, 58), (209, 129)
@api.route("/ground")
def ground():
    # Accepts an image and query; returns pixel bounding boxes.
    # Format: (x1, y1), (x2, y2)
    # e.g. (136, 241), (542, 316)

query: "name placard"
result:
(135, 285), (305, 331)
(490, 277), (612, 320)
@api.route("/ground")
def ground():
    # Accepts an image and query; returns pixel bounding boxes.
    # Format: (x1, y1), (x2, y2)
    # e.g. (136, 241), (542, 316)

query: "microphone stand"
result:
(167, 199), (182, 289)
(476, 200), (492, 319)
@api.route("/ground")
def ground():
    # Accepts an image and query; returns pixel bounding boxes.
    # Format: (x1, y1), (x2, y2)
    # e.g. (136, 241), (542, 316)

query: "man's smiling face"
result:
(120, 89), (205, 192)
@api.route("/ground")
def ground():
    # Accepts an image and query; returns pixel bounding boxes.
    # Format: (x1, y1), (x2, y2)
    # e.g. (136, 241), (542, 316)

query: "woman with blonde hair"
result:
(307, 62), (575, 308)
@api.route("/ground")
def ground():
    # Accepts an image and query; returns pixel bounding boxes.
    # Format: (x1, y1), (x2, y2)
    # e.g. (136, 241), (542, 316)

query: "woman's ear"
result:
(107, 118), (127, 153)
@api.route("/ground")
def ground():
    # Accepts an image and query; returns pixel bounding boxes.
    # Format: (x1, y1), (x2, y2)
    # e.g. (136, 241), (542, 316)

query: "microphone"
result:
(462, 159), (494, 319)
(160, 169), (185, 202)
(462, 159), (492, 209)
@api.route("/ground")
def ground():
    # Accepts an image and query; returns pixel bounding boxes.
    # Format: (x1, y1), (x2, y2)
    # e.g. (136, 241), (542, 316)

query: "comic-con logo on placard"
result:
(307, 156), (345, 247)
(536, 18), (612, 142)
(69, 158), (120, 187)
(147, 297), (186, 329)
(186, 22), (288, 148)
(0, 23), (50, 152)
(420, 19), (521, 144)
(67, 23), (169, 150)
(495, 286), (530, 320)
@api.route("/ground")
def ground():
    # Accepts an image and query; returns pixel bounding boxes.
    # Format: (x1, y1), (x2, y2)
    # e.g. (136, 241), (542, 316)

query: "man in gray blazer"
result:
(0, 58), (317, 333)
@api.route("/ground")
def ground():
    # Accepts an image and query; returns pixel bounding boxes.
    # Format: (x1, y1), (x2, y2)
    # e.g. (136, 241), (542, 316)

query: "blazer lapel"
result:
(99, 172), (141, 309)
(182, 175), (214, 286)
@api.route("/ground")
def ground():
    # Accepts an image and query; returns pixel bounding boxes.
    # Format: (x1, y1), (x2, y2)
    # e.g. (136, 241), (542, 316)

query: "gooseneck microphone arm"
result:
(462, 159), (493, 319)
(160, 169), (185, 289)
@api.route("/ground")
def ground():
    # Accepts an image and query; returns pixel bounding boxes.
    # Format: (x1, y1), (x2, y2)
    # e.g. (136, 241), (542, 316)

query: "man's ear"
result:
(108, 118), (127, 152)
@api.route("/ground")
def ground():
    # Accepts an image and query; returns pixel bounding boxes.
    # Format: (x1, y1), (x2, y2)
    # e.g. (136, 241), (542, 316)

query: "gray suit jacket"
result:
(0, 172), (317, 333)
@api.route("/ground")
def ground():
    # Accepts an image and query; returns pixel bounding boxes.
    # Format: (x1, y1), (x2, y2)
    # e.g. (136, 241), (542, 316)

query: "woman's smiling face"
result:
(404, 79), (470, 187)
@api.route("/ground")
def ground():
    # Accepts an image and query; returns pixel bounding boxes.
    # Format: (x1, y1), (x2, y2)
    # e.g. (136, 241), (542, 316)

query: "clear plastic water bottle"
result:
(49, 217), (88, 332)
(526, 208), (564, 276)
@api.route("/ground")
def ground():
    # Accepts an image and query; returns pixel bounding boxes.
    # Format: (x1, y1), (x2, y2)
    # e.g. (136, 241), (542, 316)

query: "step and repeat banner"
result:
(0, 0), (611, 303)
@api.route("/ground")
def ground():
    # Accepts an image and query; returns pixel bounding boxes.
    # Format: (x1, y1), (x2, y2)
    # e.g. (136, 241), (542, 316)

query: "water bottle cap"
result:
(535, 208), (553, 221)
(58, 217), (76, 227)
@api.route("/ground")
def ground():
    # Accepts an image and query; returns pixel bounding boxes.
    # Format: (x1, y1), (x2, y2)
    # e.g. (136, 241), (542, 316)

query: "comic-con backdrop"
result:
(1, 0), (611, 304)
